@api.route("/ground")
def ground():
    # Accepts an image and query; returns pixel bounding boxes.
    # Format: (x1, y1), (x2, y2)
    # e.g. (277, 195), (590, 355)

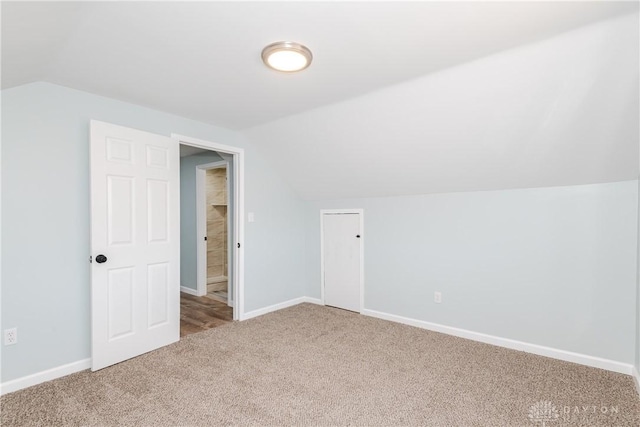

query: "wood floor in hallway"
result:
(180, 292), (233, 337)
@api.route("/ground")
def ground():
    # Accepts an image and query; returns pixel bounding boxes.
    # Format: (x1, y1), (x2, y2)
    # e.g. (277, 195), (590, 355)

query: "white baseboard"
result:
(361, 308), (634, 375)
(0, 358), (91, 396)
(180, 286), (198, 296)
(242, 297), (308, 320)
(242, 296), (327, 320)
(4, 300), (633, 397)
(301, 296), (323, 305)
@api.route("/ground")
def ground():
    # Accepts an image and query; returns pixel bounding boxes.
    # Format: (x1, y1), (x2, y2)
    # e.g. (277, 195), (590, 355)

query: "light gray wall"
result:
(636, 114), (640, 374)
(1, 82), (308, 382)
(636, 178), (640, 371)
(179, 152), (223, 290)
(2, 81), (638, 384)
(307, 181), (638, 364)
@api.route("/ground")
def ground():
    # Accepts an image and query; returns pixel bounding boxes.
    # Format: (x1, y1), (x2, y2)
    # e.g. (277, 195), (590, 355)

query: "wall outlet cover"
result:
(4, 328), (17, 345)
(434, 292), (442, 304)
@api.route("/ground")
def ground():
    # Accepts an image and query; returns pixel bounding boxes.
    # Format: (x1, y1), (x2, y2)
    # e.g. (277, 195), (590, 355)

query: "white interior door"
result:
(90, 120), (180, 371)
(323, 212), (362, 312)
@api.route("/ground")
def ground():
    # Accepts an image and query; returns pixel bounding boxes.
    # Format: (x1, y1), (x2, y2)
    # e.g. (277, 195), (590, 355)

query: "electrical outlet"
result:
(4, 328), (17, 345)
(434, 291), (442, 304)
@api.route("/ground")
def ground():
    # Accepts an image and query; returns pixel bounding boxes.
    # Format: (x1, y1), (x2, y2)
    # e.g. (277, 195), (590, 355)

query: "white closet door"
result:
(323, 213), (362, 312)
(90, 120), (180, 371)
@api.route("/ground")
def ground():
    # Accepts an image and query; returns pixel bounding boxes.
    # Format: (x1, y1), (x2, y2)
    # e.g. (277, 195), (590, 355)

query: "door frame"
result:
(195, 160), (231, 305)
(173, 133), (245, 321)
(320, 209), (364, 313)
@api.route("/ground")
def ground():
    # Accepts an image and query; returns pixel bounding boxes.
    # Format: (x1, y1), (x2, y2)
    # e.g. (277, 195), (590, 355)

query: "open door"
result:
(90, 120), (180, 371)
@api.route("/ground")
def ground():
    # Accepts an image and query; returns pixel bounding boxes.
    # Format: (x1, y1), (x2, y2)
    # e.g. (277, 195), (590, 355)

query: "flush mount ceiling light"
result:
(261, 41), (313, 73)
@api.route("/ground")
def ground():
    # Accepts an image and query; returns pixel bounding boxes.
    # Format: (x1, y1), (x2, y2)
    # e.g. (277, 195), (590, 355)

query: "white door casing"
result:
(321, 210), (363, 313)
(224, 164), (232, 307)
(90, 120), (180, 371)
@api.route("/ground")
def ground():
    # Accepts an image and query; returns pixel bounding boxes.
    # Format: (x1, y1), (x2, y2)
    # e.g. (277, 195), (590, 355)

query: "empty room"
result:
(1, 1), (640, 426)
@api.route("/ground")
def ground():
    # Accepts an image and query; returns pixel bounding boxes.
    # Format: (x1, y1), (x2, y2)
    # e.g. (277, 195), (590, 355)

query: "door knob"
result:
(95, 254), (108, 264)
(356, 235), (361, 238)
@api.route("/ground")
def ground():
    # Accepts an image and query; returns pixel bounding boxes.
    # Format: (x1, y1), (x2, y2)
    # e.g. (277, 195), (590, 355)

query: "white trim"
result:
(4, 300), (633, 396)
(172, 134), (245, 321)
(195, 160), (229, 298)
(0, 358), (91, 396)
(180, 286), (199, 296)
(225, 163), (232, 307)
(361, 308), (633, 375)
(0, 52), (3, 399)
(320, 209), (364, 312)
(237, 296), (324, 321)
(195, 166), (206, 296)
(301, 296), (323, 305)
(243, 297), (309, 320)
(320, 213), (325, 305)
(633, 366), (640, 398)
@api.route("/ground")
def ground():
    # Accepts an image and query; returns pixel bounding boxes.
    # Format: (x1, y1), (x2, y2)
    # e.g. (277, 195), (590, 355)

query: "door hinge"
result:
(204, 236), (207, 241)
(89, 256), (92, 263)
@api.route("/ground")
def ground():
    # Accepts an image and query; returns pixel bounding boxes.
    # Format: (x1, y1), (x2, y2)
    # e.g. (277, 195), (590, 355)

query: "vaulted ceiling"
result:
(2, 1), (637, 129)
(2, 1), (639, 199)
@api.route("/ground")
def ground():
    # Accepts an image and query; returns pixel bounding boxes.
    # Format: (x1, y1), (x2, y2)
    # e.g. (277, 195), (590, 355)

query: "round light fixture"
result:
(261, 41), (312, 73)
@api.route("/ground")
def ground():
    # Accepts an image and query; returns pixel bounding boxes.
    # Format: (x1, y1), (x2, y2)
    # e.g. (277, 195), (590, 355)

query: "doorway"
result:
(178, 143), (240, 336)
(172, 134), (243, 326)
(321, 209), (364, 313)
(196, 161), (232, 305)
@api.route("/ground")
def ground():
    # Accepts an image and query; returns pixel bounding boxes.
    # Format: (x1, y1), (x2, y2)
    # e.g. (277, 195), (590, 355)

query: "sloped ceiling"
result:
(2, 2), (639, 199)
(2, 1), (637, 130)
(244, 11), (639, 199)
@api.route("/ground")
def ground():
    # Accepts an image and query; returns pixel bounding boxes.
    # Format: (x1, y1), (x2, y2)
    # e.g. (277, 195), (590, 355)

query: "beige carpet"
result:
(2, 303), (639, 426)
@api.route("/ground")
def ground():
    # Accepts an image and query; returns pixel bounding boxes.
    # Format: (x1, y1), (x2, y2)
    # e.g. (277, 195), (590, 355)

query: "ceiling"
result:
(245, 11), (639, 199)
(179, 144), (210, 158)
(2, 1), (638, 200)
(2, 1), (638, 130)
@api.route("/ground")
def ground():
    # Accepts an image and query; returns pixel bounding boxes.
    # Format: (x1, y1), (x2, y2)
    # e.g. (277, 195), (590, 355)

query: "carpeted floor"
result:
(2, 303), (639, 426)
